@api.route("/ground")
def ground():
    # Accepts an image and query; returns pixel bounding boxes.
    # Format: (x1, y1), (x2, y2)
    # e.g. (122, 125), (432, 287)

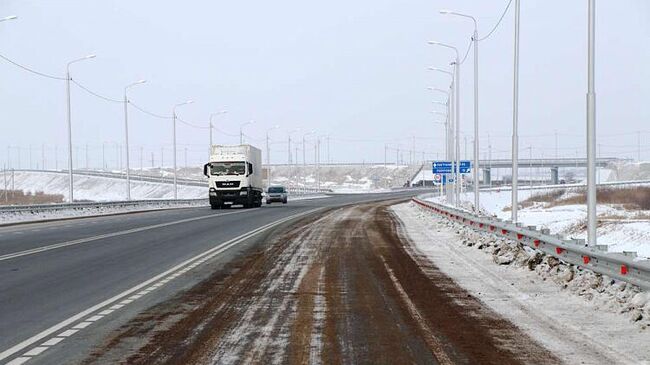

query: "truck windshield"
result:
(210, 162), (246, 176)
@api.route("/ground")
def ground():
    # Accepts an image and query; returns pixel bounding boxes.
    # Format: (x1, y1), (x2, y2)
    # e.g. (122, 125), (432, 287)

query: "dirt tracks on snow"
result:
(85, 200), (559, 365)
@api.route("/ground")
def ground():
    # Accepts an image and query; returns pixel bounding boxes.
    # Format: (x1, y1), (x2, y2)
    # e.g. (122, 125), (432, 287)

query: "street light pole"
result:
(427, 67), (455, 203)
(441, 10), (480, 212)
(124, 79), (146, 201)
(512, 0), (521, 222)
(586, 0), (597, 245)
(240, 120), (254, 144)
(172, 100), (194, 199)
(266, 125), (279, 189)
(65, 54), (96, 203)
(208, 110), (227, 158)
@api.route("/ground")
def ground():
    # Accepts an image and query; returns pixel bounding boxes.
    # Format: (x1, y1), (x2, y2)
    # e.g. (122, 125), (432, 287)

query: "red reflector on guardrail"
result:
(517, 233), (523, 240)
(533, 240), (540, 247)
(582, 256), (591, 264)
(489, 226), (495, 231)
(501, 229), (508, 235)
(621, 265), (628, 275)
(479, 223), (484, 228)
(556, 247), (564, 254)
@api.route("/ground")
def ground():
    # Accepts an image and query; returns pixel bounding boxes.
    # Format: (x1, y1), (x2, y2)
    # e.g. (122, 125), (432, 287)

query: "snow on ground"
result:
(392, 202), (650, 365)
(427, 185), (650, 259)
(10, 171), (205, 201)
(0, 201), (208, 225)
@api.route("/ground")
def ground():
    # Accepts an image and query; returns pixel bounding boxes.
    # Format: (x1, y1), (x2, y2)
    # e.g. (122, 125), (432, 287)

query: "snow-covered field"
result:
(9, 171), (206, 201)
(393, 202), (650, 364)
(428, 185), (650, 259)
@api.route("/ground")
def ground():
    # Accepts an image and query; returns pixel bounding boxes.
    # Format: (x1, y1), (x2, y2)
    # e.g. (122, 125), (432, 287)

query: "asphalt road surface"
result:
(0, 192), (418, 365)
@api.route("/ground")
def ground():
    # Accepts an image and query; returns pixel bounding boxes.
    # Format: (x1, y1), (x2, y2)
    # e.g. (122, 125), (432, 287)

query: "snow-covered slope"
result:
(428, 186), (650, 258)
(9, 171), (206, 201)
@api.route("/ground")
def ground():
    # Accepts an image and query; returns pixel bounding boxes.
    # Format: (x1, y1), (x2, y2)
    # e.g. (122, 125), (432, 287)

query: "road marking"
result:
(0, 208), (321, 364)
(23, 347), (47, 356)
(0, 209), (255, 262)
(57, 330), (77, 337)
(6, 357), (30, 365)
(41, 338), (63, 346)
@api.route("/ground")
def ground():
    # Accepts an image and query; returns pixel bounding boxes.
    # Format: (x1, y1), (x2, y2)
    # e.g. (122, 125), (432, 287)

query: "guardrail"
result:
(0, 199), (208, 213)
(412, 196), (650, 291)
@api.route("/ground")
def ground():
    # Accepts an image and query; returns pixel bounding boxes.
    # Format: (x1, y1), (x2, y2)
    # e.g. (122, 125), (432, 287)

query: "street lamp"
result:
(287, 129), (300, 164)
(65, 54), (96, 203)
(302, 131), (315, 165)
(512, 0), (521, 222)
(441, 9), (481, 213)
(586, 0), (597, 245)
(240, 120), (254, 144)
(428, 41), (460, 206)
(172, 100), (194, 199)
(266, 125), (280, 189)
(123, 79), (146, 201)
(209, 110), (228, 149)
(0, 15), (17, 22)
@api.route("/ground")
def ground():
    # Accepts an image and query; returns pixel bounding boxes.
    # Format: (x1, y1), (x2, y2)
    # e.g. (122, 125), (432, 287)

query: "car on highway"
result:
(266, 186), (288, 204)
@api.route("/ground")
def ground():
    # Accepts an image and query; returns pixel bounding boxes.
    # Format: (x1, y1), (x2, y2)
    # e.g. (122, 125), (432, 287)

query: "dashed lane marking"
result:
(0, 208), (322, 364)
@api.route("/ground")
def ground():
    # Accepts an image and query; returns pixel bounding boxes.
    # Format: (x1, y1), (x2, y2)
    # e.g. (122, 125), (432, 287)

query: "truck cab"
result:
(204, 145), (263, 209)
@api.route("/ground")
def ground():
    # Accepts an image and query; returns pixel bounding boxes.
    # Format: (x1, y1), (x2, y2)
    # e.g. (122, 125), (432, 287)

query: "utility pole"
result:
(41, 144), (45, 170)
(511, 0), (521, 222)
(85, 144), (88, 170)
(102, 143), (106, 170)
(327, 135), (330, 164)
(638, 131), (641, 161)
(66, 54), (96, 203)
(124, 79), (146, 200)
(586, 0), (597, 245)
(554, 130), (559, 159)
(172, 100), (194, 199)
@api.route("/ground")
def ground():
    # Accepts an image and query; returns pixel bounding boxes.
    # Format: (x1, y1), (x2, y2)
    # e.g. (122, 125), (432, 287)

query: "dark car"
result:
(266, 186), (288, 204)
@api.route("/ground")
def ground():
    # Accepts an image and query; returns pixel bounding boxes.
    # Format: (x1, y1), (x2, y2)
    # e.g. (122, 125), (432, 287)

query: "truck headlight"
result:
(240, 190), (248, 196)
(209, 188), (217, 196)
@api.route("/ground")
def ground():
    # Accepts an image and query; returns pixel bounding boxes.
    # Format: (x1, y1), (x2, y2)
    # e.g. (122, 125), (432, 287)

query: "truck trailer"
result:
(203, 144), (263, 209)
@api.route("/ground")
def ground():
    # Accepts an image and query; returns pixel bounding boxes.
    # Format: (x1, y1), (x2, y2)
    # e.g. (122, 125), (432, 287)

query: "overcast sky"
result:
(1, 0), (649, 168)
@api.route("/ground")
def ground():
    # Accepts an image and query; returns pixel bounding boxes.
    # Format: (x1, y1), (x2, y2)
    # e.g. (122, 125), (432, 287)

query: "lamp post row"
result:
(431, 1), (598, 244)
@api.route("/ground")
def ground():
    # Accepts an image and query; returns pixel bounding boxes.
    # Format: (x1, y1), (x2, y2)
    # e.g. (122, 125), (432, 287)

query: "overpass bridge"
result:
(411, 157), (627, 186)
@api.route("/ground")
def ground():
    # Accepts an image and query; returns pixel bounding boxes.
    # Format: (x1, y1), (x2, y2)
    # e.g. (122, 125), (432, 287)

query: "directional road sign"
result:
(432, 160), (471, 174)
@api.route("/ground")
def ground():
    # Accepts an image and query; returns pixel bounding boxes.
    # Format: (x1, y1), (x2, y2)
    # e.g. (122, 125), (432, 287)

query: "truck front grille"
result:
(216, 181), (240, 188)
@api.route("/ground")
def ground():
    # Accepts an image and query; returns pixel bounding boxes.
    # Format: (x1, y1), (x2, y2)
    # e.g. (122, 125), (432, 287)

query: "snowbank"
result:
(393, 202), (650, 364)
(428, 187), (650, 258)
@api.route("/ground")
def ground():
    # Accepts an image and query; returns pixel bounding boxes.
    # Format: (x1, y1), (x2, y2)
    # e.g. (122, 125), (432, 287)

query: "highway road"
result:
(0, 192), (418, 365)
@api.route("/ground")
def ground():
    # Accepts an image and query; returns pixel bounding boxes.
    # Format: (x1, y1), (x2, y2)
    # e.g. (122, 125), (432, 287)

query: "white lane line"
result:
(72, 322), (92, 330)
(98, 309), (114, 316)
(6, 356), (30, 365)
(86, 315), (103, 322)
(0, 209), (254, 262)
(0, 208), (321, 363)
(41, 338), (63, 346)
(57, 330), (77, 337)
(23, 347), (48, 356)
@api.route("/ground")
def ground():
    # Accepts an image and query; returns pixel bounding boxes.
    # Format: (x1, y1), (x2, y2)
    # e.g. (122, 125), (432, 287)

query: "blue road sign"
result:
(432, 161), (453, 174)
(433, 160), (471, 174)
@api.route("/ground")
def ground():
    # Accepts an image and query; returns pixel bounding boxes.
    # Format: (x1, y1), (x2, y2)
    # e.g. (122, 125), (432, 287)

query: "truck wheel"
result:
(211, 204), (219, 210)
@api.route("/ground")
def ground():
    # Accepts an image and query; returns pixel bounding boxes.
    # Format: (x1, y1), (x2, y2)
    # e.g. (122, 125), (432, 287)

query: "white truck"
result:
(203, 144), (263, 209)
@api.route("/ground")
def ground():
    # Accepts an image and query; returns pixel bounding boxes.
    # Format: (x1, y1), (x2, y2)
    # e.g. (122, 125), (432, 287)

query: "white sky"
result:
(1, 0), (649, 168)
